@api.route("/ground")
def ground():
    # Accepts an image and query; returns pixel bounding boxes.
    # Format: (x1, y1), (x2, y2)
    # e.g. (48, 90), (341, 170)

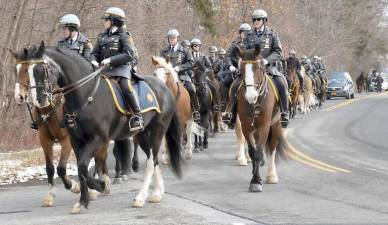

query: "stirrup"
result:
(280, 112), (289, 128)
(193, 111), (200, 122)
(129, 115), (144, 132)
(222, 112), (232, 122)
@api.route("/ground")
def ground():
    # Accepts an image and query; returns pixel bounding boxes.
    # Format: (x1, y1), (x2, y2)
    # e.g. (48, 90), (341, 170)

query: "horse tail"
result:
(165, 112), (182, 178)
(265, 126), (290, 162)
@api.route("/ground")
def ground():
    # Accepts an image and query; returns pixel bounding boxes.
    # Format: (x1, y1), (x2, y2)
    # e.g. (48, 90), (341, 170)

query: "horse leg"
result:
(235, 116), (247, 166)
(57, 137), (81, 195)
(132, 139), (140, 172)
(40, 133), (56, 207)
(194, 134), (200, 153)
(132, 134), (154, 208)
(161, 137), (169, 165)
(112, 142), (122, 183)
(71, 138), (105, 214)
(247, 140), (263, 192)
(94, 141), (110, 195)
(148, 130), (166, 203)
(266, 125), (280, 184)
(184, 119), (193, 160)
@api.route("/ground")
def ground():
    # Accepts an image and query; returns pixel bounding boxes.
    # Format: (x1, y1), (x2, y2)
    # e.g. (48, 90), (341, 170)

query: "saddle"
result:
(103, 76), (160, 115)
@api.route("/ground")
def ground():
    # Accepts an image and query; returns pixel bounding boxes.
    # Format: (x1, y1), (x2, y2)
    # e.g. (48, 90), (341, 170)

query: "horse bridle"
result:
(241, 60), (268, 100)
(17, 58), (105, 127)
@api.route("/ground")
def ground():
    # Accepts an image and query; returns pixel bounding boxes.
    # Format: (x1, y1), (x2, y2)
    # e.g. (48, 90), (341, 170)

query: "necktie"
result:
(69, 39), (73, 45)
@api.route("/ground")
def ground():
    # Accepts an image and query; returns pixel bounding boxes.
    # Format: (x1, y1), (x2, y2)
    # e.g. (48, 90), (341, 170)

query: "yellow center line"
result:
(284, 129), (351, 173)
(323, 92), (388, 112)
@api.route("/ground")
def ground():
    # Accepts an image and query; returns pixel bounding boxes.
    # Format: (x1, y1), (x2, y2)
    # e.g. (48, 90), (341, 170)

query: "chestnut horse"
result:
(236, 46), (289, 192)
(151, 56), (194, 161)
(286, 63), (300, 119)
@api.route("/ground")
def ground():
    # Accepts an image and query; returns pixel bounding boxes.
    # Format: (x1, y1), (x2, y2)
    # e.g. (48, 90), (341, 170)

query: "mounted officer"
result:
(286, 50), (304, 92)
(57, 14), (92, 60)
(220, 23), (251, 115)
(90, 7), (143, 132)
(159, 29), (200, 121)
(208, 45), (218, 68)
(181, 39), (191, 51)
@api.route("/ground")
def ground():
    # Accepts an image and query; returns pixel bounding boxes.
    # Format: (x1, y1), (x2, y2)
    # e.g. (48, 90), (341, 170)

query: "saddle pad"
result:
(103, 77), (160, 115)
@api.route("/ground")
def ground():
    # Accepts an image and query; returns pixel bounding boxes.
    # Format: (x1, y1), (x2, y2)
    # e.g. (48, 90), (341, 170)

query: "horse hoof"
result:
(193, 148), (200, 153)
(246, 157), (252, 163)
(266, 176), (279, 184)
(42, 195), (54, 207)
(113, 177), (123, 184)
(249, 183), (263, 192)
(148, 194), (162, 203)
(121, 174), (128, 181)
(203, 144), (208, 149)
(102, 176), (110, 195)
(70, 202), (82, 214)
(132, 198), (145, 208)
(184, 151), (192, 160)
(88, 190), (99, 201)
(70, 181), (80, 194)
(237, 158), (248, 166)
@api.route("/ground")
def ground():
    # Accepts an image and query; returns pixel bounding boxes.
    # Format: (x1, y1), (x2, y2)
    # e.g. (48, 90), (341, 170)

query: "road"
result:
(1, 92), (388, 224)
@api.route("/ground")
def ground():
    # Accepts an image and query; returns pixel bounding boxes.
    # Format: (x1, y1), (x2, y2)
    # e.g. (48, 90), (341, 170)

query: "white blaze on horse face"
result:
(245, 63), (258, 104)
(14, 65), (23, 104)
(154, 68), (167, 83)
(28, 64), (41, 107)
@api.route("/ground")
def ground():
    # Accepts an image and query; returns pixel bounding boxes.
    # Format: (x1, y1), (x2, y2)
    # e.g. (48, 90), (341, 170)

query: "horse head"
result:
(151, 56), (178, 84)
(237, 45), (266, 104)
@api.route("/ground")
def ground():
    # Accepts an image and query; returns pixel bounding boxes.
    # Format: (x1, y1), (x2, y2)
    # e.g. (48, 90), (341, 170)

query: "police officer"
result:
(221, 23), (251, 116)
(57, 14), (92, 60)
(208, 46), (218, 68)
(244, 9), (289, 127)
(301, 57), (317, 91)
(181, 39), (191, 51)
(286, 50), (304, 92)
(159, 29), (200, 121)
(90, 7), (143, 132)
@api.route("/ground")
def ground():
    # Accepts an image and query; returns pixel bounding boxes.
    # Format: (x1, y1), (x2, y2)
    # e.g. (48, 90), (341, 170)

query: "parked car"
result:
(326, 72), (355, 99)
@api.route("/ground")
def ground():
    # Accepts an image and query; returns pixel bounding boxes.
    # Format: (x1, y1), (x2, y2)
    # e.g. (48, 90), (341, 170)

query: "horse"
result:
(300, 67), (315, 114)
(207, 68), (226, 136)
(356, 72), (365, 93)
(21, 41), (182, 213)
(286, 63), (300, 119)
(192, 60), (214, 152)
(151, 56), (194, 161)
(10, 47), (112, 207)
(235, 46), (289, 192)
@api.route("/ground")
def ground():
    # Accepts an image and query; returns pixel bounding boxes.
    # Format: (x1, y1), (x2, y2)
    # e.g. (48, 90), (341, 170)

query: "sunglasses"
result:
(253, 18), (264, 22)
(192, 45), (200, 47)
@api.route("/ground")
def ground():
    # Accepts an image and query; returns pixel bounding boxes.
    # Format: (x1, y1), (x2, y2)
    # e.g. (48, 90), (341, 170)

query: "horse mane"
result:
(55, 46), (92, 70)
(153, 56), (179, 82)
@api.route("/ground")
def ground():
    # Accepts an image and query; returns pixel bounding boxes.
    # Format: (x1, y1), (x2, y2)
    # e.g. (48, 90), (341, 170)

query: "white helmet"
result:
(239, 23), (251, 33)
(102, 7), (125, 22)
(289, 50), (296, 55)
(166, 29), (179, 38)
(313, 55), (319, 60)
(252, 9), (268, 20)
(60, 14), (80, 28)
(191, 38), (201, 46)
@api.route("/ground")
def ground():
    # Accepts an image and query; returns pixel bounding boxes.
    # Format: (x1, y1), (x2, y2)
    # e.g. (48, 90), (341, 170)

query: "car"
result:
(326, 72), (355, 99)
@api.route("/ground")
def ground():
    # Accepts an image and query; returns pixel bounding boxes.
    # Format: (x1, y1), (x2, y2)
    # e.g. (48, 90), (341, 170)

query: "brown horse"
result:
(356, 72), (366, 93)
(236, 47), (289, 192)
(151, 56), (194, 161)
(300, 67), (315, 114)
(286, 64), (300, 119)
(207, 69), (226, 136)
(12, 53), (101, 207)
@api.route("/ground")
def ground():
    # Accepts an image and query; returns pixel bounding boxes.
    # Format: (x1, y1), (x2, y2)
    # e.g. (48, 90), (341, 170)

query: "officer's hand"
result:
(229, 65), (236, 72)
(173, 66), (180, 72)
(91, 60), (99, 68)
(101, 58), (111, 66)
(262, 59), (268, 66)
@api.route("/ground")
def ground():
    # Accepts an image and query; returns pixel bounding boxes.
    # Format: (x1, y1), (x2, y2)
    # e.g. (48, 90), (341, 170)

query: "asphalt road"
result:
(1, 92), (388, 225)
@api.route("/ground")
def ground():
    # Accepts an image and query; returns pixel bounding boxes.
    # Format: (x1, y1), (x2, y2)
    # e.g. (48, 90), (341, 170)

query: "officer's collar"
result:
(255, 26), (265, 34)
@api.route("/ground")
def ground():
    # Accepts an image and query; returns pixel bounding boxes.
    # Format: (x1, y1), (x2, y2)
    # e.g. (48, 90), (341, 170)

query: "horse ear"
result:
(23, 48), (28, 57)
(7, 48), (17, 58)
(151, 56), (157, 66)
(166, 56), (170, 64)
(36, 41), (45, 57)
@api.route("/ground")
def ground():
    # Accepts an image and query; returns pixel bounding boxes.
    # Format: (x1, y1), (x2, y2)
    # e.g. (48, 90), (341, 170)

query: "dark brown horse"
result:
(356, 72), (366, 93)
(236, 46), (289, 192)
(286, 64), (300, 119)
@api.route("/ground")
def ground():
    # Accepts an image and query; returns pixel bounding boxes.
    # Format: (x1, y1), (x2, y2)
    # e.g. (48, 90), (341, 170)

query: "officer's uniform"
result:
(159, 43), (199, 111)
(57, 33), (92, 60)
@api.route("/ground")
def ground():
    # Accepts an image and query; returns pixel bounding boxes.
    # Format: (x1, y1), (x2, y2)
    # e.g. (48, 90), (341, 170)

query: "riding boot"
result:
(273, 75), (289, 128)
(120, 78), (144, 132)
(185, 82), (200, 122)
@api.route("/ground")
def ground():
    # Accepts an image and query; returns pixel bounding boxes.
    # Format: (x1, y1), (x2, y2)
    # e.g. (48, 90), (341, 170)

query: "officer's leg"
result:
(118, 77), (144, 132)
(183, 81), (200, 122)
(272, 75), (289, 128)
(222, 76), (242, 128)
(220, 73), (234, 112)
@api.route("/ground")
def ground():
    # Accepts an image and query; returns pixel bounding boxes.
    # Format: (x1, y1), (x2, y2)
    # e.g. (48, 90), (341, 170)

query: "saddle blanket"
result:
(103, 77), (160, 115)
